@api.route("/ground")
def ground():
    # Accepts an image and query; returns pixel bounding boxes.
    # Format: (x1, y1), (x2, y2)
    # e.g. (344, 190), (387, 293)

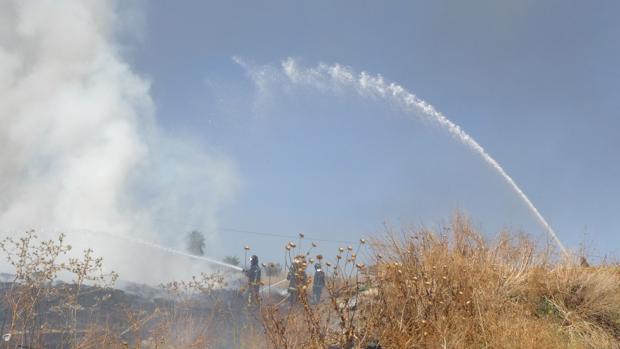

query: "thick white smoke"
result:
(236, 57), (566, 254)
(0, 1), (240, 283)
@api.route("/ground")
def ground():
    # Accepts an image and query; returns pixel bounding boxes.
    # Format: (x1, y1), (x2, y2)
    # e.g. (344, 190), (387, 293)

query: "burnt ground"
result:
(0, 280), (274, 348)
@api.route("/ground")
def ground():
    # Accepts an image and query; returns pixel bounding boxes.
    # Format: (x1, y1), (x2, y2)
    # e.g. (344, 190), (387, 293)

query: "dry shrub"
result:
(2, 216), (620, 349)
(261, 215), (620, 349)
(0, 230), (117, 348)
(155, 272), (267, 349)
(0, 231), (265, 349)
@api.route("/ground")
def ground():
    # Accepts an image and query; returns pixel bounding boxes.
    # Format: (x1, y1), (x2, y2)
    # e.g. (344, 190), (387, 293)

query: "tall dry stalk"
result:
(260, 214), (620, 349)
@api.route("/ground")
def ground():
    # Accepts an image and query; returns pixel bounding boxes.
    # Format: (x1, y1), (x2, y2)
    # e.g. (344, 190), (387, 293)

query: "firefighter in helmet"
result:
(287, 256), (308, 304)
(244, 255), (261, 306)
(312, 262), (325, 304)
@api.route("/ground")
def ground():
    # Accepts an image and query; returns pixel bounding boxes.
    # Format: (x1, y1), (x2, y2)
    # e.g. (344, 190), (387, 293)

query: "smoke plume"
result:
(0, 1), (240, 283)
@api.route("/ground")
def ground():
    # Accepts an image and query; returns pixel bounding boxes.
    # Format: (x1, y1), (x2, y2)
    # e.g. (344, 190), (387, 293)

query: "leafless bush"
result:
(260, 215), (620, 349)
(0, 230), (117, 348)
(2, 216), (620, 349)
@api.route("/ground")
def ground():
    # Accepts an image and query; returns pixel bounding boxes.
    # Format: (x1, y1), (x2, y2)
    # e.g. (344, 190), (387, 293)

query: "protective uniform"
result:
(312, 263), (325, 304)
(244, 255), (261, 306)
(287, 259), (307, 304)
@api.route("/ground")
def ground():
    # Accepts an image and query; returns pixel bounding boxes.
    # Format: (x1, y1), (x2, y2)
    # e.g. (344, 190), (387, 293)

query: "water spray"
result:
(75, 228), (243, 271)
(243, 58), (567, 255)
(389, 82), (568, 255)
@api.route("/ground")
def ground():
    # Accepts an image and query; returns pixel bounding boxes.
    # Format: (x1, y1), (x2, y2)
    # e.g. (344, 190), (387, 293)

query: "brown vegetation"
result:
(1, 215), (620, 348)
(259, 215), (620, 349)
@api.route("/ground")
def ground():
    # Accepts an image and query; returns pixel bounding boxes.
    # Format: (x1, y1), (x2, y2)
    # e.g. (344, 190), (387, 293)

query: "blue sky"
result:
(124, 0), (619, 263)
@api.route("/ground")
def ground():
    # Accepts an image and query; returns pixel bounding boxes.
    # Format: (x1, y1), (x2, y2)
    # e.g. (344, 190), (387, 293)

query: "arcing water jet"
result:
(239, 58), (567, 255)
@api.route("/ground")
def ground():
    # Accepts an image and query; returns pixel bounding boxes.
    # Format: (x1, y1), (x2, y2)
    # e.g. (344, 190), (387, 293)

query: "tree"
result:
(265, 262), (283, 277)
(222, 255), (240, 267)
(186, 230), (205, 256)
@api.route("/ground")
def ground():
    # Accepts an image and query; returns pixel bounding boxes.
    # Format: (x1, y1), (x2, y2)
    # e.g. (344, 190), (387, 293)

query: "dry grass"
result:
(1, 215), (620, 348)
(260, 214), (620, 349)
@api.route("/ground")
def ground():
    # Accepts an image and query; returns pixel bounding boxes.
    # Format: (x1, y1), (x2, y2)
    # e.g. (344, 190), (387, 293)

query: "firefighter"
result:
(287, 257), (307, 304)
(312, 263), (325, 304)
(244, 255), (261, 306)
